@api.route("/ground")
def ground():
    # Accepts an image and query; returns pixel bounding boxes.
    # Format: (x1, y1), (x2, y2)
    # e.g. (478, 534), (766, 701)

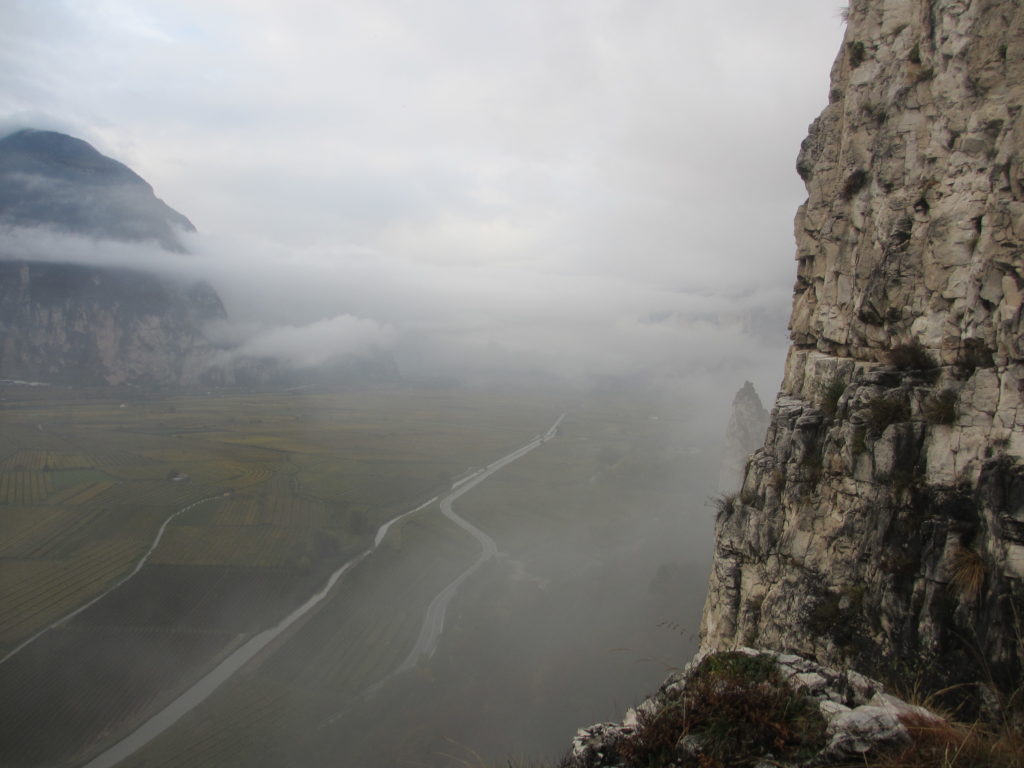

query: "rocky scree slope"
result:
(701, 0), (1024, 712)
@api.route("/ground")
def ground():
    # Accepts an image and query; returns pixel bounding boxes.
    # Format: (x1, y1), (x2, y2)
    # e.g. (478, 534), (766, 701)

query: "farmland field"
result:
(0, 384), (717, 768)
(0, 384), (561, 767)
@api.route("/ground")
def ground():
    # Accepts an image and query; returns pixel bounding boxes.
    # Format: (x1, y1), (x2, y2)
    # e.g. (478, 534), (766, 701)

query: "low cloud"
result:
(0, 0), (846, 430)
(0, 223), (789, 436)
(208, 315), (396, 369)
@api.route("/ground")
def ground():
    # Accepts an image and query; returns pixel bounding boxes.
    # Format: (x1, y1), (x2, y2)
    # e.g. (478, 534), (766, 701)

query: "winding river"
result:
(81, 413), (564, 768)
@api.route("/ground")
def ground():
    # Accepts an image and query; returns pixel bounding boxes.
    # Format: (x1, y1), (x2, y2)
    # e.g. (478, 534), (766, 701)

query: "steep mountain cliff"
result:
(700, 0), (1023, 710)
(0, 260), (224, 387)
(0, 129), (226, 387)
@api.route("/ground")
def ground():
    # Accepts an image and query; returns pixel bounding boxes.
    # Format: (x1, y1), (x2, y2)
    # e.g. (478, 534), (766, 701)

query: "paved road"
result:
(374, 496), (438, 547)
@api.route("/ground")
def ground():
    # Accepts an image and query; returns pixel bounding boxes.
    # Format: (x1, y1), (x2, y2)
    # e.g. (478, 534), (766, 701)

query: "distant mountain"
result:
(0, 129), (195, 252)
(0, 129), (224, 386)
(0, 128), (397, 390)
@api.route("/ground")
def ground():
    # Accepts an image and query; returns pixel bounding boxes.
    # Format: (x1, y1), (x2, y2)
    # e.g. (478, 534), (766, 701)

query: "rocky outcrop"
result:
(700, 0), (1024, 712)
(566, 648), (943, 768)
(718, 381), (771, 491)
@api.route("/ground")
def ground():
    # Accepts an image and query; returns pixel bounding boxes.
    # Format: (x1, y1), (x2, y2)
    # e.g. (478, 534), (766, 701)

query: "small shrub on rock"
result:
(923, 388), (958, 425)
(888, 339), (937, 371)
(617, 652), (827, 768)
(842, 168), (869, 199)
(950, 546), (986, 601)
(712, 492), (738, 518)
(711, 491), (755, 519)
(955, 340), (995, 377)
(848, 40), (867, 68)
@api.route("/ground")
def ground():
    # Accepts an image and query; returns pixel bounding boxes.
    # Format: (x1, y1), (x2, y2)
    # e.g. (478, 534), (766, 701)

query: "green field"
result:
(0, 385), (716, 768)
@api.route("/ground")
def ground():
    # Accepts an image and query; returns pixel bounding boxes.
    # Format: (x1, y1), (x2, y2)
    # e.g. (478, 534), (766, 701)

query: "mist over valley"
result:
(0, 3), (849, 766)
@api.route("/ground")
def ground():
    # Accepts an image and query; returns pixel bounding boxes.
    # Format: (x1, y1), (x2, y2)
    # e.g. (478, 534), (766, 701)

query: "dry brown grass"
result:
(871, 712), (1024, 768)
(923, 389), (958, 425)
(950, 547), (986, 601)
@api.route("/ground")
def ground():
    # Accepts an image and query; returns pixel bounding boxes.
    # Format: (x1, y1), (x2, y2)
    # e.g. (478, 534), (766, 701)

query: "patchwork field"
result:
(0, 385), (561, 767)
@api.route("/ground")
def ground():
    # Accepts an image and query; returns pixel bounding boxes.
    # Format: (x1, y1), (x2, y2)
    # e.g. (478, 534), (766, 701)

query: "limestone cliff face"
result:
(701, 0), (1024, 707)
(718, 381), (770, 492)
(0, 260), (224, 387)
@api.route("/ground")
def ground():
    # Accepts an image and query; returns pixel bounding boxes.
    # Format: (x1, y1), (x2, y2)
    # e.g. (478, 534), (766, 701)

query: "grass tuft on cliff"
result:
(950, 546), (987, 601)
(888, 339), (938, 372)
(923, 388), (959, 425)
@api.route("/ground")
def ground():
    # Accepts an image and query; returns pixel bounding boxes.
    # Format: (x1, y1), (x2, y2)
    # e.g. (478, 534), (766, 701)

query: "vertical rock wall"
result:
(0, 261), (225, 386)
(701, 0), (1024, 708)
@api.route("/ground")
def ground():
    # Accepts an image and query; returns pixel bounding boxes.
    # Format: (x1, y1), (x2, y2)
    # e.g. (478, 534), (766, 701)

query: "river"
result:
(81, 413), (564, 768)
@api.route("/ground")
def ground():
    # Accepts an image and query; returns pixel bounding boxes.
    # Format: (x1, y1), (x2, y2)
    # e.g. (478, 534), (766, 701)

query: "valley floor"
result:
(0, 385), (716, 767)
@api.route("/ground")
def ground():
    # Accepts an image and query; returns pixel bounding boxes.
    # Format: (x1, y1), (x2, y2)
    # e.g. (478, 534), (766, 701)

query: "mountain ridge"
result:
(0, 129), (195, 252)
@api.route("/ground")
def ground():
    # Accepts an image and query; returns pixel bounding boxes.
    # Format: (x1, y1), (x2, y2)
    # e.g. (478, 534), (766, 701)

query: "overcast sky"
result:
(0, 1), (846, 411)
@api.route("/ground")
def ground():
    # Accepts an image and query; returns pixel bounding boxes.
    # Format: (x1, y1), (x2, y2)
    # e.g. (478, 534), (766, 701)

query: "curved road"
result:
(378, 412), (565, 684)
(0, 494), (221, 667)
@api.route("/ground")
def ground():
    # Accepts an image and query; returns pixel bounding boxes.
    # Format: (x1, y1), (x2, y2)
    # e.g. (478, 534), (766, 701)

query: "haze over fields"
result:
(0, 3), (849, 766)
(1, 1), (844, 426)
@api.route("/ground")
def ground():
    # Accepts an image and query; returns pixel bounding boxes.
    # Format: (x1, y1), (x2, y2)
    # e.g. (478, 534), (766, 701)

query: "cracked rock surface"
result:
(700, 0), (1024, 707)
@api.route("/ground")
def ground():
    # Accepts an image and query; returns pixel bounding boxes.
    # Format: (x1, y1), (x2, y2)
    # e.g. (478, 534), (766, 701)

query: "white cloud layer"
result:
(0, 1), (847, 419)
(211, 315), (397, 370)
